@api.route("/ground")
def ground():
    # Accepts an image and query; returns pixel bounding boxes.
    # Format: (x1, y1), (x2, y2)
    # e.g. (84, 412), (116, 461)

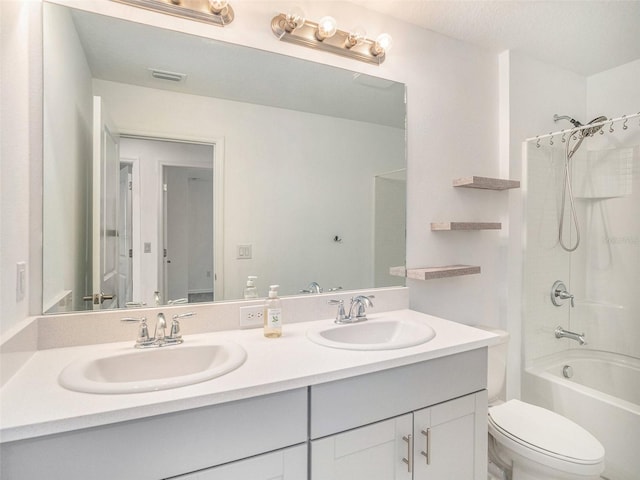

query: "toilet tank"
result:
(474, 326), (509, 403)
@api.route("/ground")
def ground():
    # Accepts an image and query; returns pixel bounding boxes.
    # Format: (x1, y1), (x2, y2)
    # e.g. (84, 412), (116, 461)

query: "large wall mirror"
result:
(42, 2), (406, 314)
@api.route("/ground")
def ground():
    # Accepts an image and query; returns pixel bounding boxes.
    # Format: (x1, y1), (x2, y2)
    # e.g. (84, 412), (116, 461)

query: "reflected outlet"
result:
(239, 305), (263, 328)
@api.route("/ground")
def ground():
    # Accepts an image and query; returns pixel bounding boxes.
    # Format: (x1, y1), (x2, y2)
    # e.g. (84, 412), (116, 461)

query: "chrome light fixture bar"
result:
(112, 0), (234, 26)
(271, 13), (391, 65)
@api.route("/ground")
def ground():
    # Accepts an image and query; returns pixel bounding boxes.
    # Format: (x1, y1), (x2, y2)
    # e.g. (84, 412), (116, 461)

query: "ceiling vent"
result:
(148, 68), (187, 83)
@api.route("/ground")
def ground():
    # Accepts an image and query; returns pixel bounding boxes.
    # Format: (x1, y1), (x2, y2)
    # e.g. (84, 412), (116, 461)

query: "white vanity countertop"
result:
(0, 310), (498, 443)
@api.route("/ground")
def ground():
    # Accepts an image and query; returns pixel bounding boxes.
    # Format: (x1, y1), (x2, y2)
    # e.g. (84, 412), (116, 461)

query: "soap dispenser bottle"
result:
(264, 285), (282, 338)
(243, 276), (258, 299)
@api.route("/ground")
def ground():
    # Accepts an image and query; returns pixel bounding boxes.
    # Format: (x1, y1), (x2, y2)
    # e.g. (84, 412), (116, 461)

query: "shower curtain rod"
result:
(526, 111), (640, 143)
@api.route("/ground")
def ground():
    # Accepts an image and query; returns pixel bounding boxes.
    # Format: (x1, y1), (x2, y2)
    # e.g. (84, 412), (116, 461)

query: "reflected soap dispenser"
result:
(243, 276), (258, 299)
(264, 285), (282, 338)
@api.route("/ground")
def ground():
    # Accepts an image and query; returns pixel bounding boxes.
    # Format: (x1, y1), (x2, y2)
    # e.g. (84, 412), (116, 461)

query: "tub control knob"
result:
(551, 280), (575, 307)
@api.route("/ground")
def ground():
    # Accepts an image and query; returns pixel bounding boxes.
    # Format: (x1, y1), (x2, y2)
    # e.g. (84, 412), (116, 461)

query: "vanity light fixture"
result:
(111, 0), (234, 26)
(271, 12), (392, 65)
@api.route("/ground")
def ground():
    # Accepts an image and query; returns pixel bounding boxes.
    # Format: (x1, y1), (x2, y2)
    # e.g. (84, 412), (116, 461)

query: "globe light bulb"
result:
(316, 16), (337, 41)
(284, 7), (306, 32)
(371, 33), (393, 56)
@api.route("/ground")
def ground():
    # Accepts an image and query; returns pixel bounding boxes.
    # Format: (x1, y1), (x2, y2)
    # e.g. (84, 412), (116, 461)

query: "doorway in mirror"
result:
(119, 137), (216, 307)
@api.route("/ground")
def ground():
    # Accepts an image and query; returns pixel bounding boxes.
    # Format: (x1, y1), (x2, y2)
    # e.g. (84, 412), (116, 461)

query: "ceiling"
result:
(352, 0), (640, 76)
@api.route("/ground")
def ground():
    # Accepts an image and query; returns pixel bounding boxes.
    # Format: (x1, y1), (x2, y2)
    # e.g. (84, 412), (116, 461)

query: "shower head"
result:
(553, 114), (608, 136)
(564, 114), (608, 159)
(583, 116), (607, 137)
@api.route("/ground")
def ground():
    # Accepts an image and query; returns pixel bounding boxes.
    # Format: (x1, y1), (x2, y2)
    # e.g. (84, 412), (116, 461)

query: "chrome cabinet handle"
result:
(402, 434), (413, 473)
(420, 428), (431, 465)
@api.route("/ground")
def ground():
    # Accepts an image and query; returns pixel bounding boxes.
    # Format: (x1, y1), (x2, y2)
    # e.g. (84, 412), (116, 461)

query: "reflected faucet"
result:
(300, 282), (323, 294)
(555, 326), (587, 346)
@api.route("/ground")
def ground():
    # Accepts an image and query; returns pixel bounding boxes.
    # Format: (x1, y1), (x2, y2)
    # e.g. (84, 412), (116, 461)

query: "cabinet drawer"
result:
(309, 349), (486, 439)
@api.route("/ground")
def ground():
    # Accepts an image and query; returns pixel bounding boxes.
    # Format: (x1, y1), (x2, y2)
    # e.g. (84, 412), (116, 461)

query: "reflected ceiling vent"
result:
(148, 68), (187, 83)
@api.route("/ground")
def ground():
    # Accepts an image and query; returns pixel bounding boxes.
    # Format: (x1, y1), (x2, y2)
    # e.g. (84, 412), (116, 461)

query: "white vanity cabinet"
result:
(309, 349), (488, 480)
(1, 345), (489, 480)
(168, 444), (307, 480)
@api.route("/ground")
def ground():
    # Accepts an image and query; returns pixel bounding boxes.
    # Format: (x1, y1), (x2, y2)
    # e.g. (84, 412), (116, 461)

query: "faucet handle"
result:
(167, 298), (188, 305)
(168, 312), (196, 342)
(328, 299), (347, 323)
(121, 316), (150, 345)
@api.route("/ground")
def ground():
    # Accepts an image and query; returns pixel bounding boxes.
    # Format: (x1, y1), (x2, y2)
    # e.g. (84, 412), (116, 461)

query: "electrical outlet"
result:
(239, 305), (264, 328)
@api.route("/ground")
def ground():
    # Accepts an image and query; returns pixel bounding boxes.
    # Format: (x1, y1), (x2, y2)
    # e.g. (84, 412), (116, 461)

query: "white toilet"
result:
(480, 327), (605, 480)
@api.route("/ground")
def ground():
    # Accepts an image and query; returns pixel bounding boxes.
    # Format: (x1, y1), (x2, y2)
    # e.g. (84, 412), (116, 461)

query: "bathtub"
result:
(523, 349), (640, 480)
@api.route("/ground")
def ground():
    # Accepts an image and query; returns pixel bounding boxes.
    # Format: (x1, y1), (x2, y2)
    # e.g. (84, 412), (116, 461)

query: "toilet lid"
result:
(488, 400), (604, 463)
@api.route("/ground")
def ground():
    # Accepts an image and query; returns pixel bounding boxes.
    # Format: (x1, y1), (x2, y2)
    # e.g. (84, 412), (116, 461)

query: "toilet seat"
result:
(489, 400), (604, 474)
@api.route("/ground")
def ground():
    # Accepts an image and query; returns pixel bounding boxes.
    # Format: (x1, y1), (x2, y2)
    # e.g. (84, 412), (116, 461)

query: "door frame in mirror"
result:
(120, 130), (225, 307)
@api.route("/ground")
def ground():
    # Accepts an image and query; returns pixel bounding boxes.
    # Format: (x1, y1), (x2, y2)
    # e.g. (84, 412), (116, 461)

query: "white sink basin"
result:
(58, 341), (247, 394)
(306, 318), (436, 350)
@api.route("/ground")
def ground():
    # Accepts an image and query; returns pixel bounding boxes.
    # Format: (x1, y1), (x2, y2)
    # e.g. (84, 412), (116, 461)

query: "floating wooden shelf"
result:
(390, 265), (481, 280)
(431, 222), (502, 231)
(453, 176), (520, 190)
(389, 266), (407, 277)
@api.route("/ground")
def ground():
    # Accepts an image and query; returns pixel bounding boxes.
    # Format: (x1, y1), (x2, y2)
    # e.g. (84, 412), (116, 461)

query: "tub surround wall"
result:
(582, 58), (640, 359)
(519, 56), (640, 367)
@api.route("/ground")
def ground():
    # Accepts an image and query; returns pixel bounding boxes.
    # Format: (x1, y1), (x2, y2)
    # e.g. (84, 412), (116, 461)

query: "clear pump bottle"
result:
(264, 285), (282, 338)
(243, 276), (258, 299)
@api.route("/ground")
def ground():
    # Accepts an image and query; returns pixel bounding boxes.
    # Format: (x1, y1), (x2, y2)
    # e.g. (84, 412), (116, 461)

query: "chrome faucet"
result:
(551, 281), (575, 307)
(555, 326), (587, 345)
(330, 295), (375, 324)
(154, 312), (167, 343)
(122, 311), (195, 348)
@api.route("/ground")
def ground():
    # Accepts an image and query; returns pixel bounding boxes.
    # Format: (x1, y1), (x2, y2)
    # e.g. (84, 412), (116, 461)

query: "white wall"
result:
(0, 0), (42, 336)
(587, 59), (640, 119)
(42, 2), (93, 312)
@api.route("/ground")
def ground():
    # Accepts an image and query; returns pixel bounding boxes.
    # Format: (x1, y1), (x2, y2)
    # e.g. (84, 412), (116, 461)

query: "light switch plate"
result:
(16, 262), (26, 301)
(237, 244), (252, 259)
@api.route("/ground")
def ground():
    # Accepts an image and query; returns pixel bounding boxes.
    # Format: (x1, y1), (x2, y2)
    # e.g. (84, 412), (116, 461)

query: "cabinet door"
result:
(412, 393), (485, 480)
(311, 413), (413, 480)
(169, 444), (307, 480)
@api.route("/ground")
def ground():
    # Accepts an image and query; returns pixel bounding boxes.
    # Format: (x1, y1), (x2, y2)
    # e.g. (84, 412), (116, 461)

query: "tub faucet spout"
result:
(555, 326), (587, 345)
